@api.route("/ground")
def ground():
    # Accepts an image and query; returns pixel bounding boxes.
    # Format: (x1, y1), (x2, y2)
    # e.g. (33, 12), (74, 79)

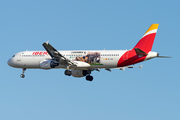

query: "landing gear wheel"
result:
(86, 75), (93, 81)
(20, 74), (25, 78)
(20, 68), (26, 78)
(64, 70), (71, 76)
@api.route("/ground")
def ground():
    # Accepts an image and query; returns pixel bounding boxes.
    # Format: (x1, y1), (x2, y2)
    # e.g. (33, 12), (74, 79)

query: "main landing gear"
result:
(86, 75), (93, 81)
(64, 70), (71, 76)
(20, 68), (26, 78)
(64, 70), (94, 81)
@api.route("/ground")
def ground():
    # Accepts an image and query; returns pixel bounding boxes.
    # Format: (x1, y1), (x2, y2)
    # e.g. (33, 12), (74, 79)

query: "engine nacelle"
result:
(39, 59), (59, 69)
(71, 70), (91, 77)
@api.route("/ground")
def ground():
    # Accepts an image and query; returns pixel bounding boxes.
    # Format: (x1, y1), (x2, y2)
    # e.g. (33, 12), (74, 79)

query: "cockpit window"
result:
(12, 55), (15, 57)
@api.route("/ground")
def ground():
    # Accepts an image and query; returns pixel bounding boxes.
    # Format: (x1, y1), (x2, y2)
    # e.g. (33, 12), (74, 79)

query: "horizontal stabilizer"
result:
(157, 56), (171, 58)
(134, 48), (147, 56)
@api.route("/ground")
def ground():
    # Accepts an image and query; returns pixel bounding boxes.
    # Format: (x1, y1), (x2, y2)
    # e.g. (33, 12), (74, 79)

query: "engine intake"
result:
(40, 60), (59, 69)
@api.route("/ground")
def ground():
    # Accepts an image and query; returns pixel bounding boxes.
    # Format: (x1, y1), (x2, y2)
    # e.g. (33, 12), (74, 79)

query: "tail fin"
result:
(134, 24), (159, 54)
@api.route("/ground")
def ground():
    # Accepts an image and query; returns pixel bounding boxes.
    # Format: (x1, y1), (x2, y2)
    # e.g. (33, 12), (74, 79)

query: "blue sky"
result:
(1, 0), (179, 120)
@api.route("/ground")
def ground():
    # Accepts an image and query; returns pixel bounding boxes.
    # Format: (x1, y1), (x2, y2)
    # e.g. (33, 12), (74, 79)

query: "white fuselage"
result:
(8, 50), (128, 70)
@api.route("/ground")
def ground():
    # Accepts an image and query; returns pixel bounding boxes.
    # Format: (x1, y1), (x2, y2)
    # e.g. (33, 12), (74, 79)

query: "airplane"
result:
(7, 24), (170, 81)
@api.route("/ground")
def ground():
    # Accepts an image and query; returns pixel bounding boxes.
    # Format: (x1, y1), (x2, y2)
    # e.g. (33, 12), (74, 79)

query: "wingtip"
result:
(139, 65), (143, 69)
(46, 40), (49, 44)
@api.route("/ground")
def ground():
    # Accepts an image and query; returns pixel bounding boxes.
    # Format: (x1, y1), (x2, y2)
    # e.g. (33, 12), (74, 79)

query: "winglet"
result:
(46, 40), (49, 44)
(139, 65), (143, 69)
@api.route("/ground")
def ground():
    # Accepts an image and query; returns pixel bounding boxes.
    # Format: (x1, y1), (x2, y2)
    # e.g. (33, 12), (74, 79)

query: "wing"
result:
(118, 65), (143, 71)
(93, 65), (143, 72)
(42, 41), (76, 66)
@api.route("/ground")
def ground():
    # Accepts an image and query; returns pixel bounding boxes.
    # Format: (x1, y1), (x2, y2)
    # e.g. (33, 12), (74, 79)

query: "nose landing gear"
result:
(20, 68), (26, 78)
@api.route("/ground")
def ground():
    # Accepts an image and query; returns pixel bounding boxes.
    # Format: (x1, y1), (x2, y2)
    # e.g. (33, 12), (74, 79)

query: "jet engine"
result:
(40, 59), (59, 69)
(71, 70), (91, 77)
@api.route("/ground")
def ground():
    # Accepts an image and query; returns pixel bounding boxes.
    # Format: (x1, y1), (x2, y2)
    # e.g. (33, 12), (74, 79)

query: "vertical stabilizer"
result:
(134, 24), (159, 54)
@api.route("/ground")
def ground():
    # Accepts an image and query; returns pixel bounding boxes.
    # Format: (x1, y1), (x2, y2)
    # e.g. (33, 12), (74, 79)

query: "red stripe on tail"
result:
(134, 33), (156, 54)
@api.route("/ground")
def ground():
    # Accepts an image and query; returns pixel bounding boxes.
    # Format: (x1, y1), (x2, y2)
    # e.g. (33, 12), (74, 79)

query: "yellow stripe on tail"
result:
(134, 24), (159, 53)
(144, 24), (159, 35)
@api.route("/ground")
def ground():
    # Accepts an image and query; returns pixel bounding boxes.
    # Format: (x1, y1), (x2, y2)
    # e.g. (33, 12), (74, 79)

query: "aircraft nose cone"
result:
(7, 58), (14, 67)
(7, 58), (12, 66)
